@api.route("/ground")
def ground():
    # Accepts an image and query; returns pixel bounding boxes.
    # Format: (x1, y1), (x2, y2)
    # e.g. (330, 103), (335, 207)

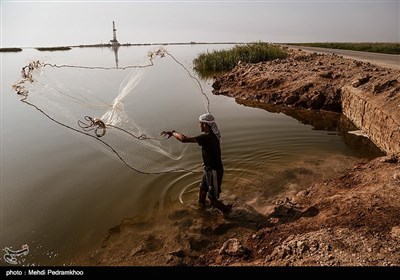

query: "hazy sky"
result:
(1, 0), (399, 47)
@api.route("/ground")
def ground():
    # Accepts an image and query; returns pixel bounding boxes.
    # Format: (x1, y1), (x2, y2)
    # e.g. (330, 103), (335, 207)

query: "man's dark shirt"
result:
(195, 133), (223, 170)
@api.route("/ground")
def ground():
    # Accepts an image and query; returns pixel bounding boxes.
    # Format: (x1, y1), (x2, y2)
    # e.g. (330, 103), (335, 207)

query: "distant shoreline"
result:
(0, 47), (23, 52)
(0, 42), (244, 52)
(73, 41), (243, 48)
(1, 42), (398, 54)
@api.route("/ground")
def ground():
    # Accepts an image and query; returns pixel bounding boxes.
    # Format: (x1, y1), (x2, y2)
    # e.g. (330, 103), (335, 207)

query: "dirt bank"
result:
(212, 48), (400, 155)
(73, 48), (400, 267)
(196, 155), (400, 266)
(212, 47), (399, 113)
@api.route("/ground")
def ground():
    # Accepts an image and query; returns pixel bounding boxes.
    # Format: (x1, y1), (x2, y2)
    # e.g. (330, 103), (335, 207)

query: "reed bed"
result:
(193, 42), (288, 76)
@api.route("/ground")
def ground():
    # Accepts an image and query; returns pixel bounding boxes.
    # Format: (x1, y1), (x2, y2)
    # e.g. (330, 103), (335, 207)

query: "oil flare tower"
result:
(110, 21), (121, 46)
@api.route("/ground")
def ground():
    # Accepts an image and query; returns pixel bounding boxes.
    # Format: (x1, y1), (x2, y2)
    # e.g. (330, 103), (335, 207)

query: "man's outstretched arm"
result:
(161, 130), (197, 143)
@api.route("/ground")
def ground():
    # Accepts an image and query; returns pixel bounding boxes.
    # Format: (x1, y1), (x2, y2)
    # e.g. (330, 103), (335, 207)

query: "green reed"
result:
(288, 42), (400, 55)
(193, 42), (288, 76)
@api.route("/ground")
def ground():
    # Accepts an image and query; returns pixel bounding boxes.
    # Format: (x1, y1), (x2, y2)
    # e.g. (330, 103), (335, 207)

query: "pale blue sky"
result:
(1, 0), (399, 47)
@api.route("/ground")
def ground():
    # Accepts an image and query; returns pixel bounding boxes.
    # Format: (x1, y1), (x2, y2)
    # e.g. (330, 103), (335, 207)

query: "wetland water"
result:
(1, 44), (383, 265)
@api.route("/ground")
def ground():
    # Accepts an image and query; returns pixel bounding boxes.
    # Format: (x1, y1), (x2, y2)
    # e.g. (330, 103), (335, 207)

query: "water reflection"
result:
(112, 45), (119, 68)
(237, 98), (352, 131)
(236, 98), (384, 158)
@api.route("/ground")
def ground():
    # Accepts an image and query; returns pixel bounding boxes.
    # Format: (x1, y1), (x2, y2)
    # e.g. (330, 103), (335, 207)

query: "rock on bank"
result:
(212, 48), (400, 155)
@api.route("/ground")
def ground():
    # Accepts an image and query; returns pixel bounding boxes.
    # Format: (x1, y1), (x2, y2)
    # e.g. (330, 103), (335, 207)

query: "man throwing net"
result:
(162, 113), (233, 214)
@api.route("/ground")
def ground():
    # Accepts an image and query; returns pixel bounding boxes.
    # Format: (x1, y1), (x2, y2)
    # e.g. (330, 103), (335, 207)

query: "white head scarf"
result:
(199, 113), (221, 141)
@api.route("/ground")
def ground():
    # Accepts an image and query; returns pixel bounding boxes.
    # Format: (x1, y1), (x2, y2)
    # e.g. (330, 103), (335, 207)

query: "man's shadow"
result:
(265, 203), (319, 227)
(223, 201), (319, 230)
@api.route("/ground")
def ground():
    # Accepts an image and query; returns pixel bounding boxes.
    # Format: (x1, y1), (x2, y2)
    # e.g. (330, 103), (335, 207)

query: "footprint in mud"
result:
(188, 234), (209, 251)
(168, 209), (191, 220)
(168, 209), (201, 229)
(132, 234), (164, 255)
(144, 234), (163, 252)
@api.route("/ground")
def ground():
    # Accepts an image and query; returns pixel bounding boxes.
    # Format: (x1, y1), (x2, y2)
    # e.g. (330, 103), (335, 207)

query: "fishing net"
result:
(12, 48), (210, 174)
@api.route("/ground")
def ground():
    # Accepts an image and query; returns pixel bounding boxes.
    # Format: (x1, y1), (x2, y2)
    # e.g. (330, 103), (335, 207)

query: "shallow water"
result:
(0, 44), (383, 265)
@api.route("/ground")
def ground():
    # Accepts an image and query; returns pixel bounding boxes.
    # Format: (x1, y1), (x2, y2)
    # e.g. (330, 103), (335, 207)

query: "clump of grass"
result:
(0, 48), (22, 52)
(193, 42), (288, 76)
(36, 46), (72, 51)
(288, 42), (400, 55)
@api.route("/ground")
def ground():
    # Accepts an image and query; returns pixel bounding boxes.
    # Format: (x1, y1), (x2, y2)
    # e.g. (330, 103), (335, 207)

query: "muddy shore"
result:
(74, 48), (400, 266)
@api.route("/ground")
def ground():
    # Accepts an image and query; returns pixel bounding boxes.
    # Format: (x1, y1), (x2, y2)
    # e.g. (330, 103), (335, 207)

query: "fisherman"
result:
(162, 113), (232, 214)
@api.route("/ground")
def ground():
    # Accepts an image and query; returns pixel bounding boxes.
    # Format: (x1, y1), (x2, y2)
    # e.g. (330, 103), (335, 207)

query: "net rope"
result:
(12, 47), (210, 174)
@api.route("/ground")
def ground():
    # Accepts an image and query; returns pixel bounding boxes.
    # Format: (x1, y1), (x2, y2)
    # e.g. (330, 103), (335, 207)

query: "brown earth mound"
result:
(195, 156), (400, 266)
(212, 48), (399, 113)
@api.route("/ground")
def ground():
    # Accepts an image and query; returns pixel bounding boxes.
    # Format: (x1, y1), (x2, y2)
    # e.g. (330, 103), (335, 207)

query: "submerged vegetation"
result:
(287, 42), (400, 55)
(36, 46), (72, 51)
(0, 48), (23, 52)
(193, 42), (288, 76)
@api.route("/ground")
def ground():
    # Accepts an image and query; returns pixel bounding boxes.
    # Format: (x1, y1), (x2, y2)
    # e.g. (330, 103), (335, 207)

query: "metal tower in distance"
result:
(110, 21), (121, 46)
(109, 21), (120, 68)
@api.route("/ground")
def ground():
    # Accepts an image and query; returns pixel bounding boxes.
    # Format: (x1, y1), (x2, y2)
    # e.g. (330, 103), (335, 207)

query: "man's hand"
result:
(161, 130), (196, 143)
(161, 130), (175, 139)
